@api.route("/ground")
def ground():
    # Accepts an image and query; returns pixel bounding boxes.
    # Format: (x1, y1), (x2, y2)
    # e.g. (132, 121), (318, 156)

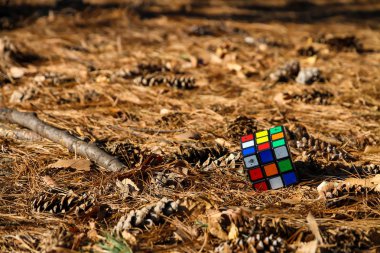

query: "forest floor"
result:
(0, 0), (380, 252)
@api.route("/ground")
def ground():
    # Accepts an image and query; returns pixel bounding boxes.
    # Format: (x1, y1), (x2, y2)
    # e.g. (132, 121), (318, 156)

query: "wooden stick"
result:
(0, 108), (126, 172)
(0, 124), (44, 141)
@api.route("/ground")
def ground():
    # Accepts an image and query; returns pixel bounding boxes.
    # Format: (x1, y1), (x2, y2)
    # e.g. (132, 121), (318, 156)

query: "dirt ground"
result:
(0, 0), (380, 252)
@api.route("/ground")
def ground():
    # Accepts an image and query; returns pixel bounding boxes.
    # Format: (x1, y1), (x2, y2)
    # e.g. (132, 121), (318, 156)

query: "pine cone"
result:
(200, 152), (242, 172)
(173, 143), (229, 165)
(133, 74), (166, 86)
(317, 181), (378, 208)
(156, 112), (187, 128)
(32, 191), (95, 215)
(215, 233), (287, 253)
(114, 197), (181, 234)
(116, 62), (173, 78)
(152, 171), (185, 189)
(105, 141), (144, 168)
(227, 116), (258, 140)
(286, 124), (355, 162)
(323, 227), (372, 253)
(33, 72), (75, 86)
(295, 68), (323, 85)
(38, 226), (74, 253)
(269, 60), (300, 82)
(210, 207), (294, 239)
(318, 35), (363, 52)
(283, 89), (333, 105)
(166, 76), (196, 89)
(297, 46), (318, 56)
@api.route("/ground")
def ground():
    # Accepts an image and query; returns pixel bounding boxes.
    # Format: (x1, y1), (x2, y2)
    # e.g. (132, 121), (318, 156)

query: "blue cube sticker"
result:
(259, 149), (274, 164)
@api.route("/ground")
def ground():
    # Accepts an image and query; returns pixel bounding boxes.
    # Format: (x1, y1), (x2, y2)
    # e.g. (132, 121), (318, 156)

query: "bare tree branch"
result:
(0, 123), (43, 141)
(0, 108), (126, 172)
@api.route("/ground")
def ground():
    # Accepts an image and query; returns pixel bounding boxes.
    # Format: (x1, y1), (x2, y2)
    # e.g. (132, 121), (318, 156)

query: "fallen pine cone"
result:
(199, 152), (242, 172)
(323, 227), (373, 253)
(173, 143), (228, 165)
(295, 67), (323, 85)
(269, 60), (300, 83)
(114, 197), (181, 234)
(214, 233), (287, 253)
(227, 115), (258, 141)
(32, 191), (95, 216)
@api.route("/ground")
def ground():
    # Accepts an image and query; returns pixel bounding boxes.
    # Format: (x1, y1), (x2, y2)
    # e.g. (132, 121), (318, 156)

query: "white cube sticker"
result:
(244, 155), (258, 169)
(274, 146), (288, 160)
(269, 176), (284, 189)
(242, 140), (255, 149)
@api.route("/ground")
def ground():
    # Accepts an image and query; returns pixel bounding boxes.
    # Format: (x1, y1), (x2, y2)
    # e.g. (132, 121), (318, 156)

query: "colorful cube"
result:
(240, 126), (298, 191)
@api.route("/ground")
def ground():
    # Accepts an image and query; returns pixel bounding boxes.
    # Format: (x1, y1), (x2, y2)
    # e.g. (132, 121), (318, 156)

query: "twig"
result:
(0, 108), (126, 172)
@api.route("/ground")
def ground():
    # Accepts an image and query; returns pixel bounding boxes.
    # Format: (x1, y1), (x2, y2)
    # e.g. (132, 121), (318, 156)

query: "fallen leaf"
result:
(174, 131), (201, 141)
(87, 222), (99, 242)
(306, 213), (323, 244)
(42, 175), (57, 188)
(364, 146), (380, 153)
(47, 159), (91, 171)
(227, 222), (239, 240)
(9, 67), (25, 79)
(296, 239), (318, 253)
(116, 178), (140, 198)
(121, 231), (137, 246)
(207, 209), (228, 240)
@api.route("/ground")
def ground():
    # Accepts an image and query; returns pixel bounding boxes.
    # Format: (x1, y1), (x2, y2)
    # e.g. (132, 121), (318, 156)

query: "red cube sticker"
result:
(253, 181), (268, 191)
(248, 168), (263, 181)
(241, 134), (254, 142)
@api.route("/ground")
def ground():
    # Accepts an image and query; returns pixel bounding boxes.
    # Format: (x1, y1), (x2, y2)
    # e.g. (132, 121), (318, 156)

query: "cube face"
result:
(240, 126), (298, 191)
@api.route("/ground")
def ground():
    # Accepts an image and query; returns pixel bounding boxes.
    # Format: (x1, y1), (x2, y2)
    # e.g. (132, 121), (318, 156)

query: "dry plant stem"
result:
(0, 124), (44, 141)
(0, 108), (126, 172)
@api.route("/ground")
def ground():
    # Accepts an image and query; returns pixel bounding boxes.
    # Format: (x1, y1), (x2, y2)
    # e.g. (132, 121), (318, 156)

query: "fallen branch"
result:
(0, 124), (44, 141)
(0, 108), (126, 172)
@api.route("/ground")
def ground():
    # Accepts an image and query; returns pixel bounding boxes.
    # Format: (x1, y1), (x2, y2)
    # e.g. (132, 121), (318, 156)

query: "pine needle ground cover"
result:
(0, 1), (380, 252)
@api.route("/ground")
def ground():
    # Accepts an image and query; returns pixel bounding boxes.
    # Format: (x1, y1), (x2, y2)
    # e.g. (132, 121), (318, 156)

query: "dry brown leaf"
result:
(116, 91), (142, 104)
(121, 231), (137, 246)
(87, 222), (99, 242)
(227, 222), (239, 240)
(306, 213), (323, 244)
(116, 178), (140, 198)
(47, 159), (91, 171)
(364, 146), (380, 153)
(42, 175), (57, 188)
(173, 131), (201, 141)
(207, 209), (228, 240)
(296, 239), (318, 253)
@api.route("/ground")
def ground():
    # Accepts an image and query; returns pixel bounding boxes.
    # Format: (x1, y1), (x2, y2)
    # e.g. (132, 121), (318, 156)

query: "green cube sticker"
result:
(272, 139), (285, 148)
(269, 126), (283, 135)
(278, 159), (293, 172)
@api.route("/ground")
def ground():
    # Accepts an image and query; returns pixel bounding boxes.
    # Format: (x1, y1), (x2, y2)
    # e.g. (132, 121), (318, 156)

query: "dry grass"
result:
(0, 0), (380, 252)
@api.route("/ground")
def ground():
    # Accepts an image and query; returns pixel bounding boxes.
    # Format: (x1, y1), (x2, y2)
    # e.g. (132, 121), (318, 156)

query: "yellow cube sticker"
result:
(255, 130), (268, 138)
(257, 136), (269, 144)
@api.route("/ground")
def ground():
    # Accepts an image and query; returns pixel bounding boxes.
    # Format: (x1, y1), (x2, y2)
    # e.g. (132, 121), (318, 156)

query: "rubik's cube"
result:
(240, 126), (298, 191)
